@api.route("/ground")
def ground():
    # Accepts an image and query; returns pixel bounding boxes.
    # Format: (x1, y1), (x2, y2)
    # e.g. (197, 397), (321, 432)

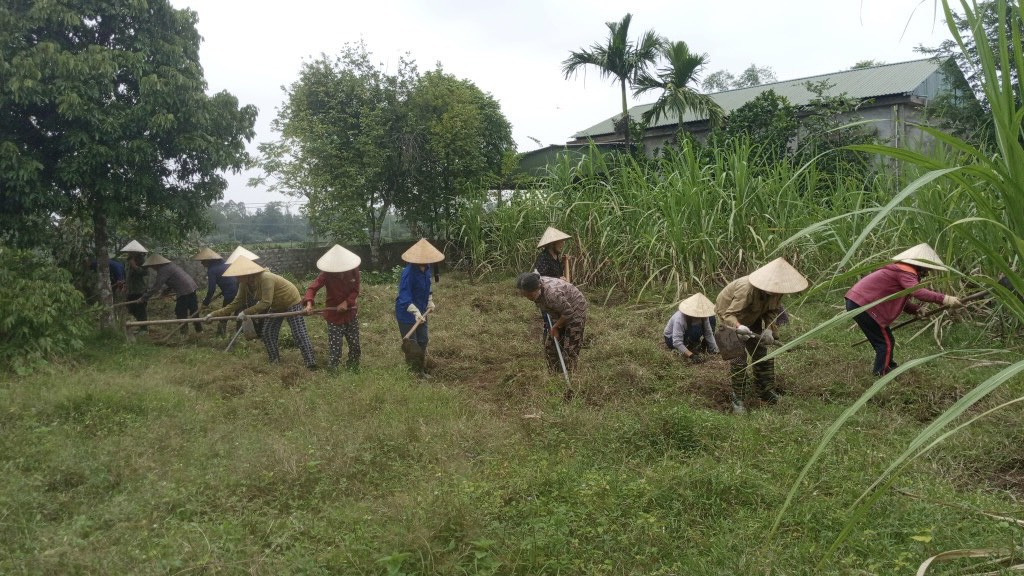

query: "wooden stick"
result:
(402, 309), (430, 339)
(562, 254), (572, 283)
(851, 289), (988, 347)
(126, 307), (330, 327)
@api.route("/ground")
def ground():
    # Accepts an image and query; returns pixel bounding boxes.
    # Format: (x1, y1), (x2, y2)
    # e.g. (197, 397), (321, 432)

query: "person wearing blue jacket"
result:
(193, 247), (239, 336)
(395, 238), (444, 375)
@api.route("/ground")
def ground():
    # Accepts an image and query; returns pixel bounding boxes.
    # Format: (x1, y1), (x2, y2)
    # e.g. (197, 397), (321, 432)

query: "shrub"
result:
(0, 246), (96, 374)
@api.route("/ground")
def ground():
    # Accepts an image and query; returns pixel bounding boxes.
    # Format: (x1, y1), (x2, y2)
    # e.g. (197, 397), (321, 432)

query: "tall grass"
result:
(469, 138), (993, 304)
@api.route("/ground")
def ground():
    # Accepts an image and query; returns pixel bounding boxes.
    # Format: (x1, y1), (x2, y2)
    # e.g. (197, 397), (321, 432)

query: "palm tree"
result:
(634, 41), (724, 132)
(562, 13), (664, 150)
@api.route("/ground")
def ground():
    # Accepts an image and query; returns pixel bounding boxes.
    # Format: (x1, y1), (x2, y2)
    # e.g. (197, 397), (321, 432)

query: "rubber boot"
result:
(730, 363), (749, 415)
(754, 357), (778, 405)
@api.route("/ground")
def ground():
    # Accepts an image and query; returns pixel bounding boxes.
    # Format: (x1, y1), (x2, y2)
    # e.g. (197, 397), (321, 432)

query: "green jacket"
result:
(210, 271), (301, 317)
(714, 276), (784, 337)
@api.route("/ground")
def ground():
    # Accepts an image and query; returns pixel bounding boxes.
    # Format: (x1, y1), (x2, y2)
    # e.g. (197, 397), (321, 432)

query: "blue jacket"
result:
(203, 260), (238, 305)
(90, 259), (125, 284)
(394, 264), (432, 324)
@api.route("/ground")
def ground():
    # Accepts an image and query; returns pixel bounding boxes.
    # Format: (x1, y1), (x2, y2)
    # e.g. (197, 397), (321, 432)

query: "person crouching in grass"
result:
(664, 293), (719, 364)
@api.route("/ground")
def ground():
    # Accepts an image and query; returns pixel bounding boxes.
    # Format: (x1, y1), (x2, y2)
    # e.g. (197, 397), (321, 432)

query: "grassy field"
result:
(2, 274), (1023, 575)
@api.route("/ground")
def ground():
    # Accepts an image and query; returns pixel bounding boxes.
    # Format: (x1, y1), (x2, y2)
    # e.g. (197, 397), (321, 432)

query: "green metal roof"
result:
(573, 58), (947, 138)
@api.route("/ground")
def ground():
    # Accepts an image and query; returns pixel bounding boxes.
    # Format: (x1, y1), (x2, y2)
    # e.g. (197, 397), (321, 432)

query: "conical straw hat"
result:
(222, 256), (266, 277)
(142, 254), (171, 267)
(317, 244), (361, 273)
(225, 245), (260, 264)
(401, 238), (445, 264)
(537, 226), (572, 248)
(678, 293), (716, 317)
(120, 240), (148, 253)
(893, 243), (947, 271)
(749, 257), (808, 294)
(192, 247), (223, 261)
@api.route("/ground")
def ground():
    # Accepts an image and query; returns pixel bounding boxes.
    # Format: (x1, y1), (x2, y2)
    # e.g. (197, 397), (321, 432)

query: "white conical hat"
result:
(401, 238), (445, 264)
(225, 245), (260, 264)
(317, 244), (361, 273)
(192, 247), (223, 261)
(222, 256), (266, 277)
(142, 254), (171, 267)
(120, 240), (147, 253)
(749, 257), (808, 294)
(537, 226), (572, 248)
(893, 243), (947, 271)
(678, 293), (716, 317)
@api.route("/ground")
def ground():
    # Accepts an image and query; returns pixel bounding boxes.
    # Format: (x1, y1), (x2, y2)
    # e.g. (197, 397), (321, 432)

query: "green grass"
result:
(2, 274), (1022, 574)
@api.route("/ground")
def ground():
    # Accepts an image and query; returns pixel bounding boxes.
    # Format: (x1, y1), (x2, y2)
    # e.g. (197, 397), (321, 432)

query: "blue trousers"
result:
(846, 298), (897, 376)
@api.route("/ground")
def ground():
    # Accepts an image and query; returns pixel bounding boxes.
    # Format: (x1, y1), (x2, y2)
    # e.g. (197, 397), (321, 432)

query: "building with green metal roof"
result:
(570, 58), (957, 154)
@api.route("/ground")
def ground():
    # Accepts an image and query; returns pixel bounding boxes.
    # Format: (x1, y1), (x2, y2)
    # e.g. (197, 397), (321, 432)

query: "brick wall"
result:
(169, 241), (457, 286)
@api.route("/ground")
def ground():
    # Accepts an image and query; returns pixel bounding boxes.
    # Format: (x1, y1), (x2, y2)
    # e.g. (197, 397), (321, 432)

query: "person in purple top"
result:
(845, 243), (963, 376)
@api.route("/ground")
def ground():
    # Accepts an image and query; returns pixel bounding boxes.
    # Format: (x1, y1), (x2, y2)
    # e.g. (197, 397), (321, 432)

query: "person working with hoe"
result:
(304, 244), (362, 373)
(139, 254), (202, 335)
(845, 243), (964, 377)
(395, 239), (443, 377)
(193, 247), (238, 337)
(204, 256), (317, 371)
(534, 226), (572, 281)
(716, 257), (808, 414)
(515, 271), (589, 378)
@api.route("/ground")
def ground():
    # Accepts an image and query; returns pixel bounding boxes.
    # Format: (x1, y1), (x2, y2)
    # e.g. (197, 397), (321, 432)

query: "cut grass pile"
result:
(1, 274), (1023, 574)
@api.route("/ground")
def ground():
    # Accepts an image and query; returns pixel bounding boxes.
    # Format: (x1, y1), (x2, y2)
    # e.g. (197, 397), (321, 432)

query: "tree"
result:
(701, 70), (735, 93)
(634, 41), (724, 130)
(257, 44), (513, 265)
(733, 64), (777, 88)
(402, 69), (514, 238)
(701, 64), (777, 91)
(562, 13), (664, 150)
(0, 1), (257, 326)
(793, 81), (878, 189)
(255, 43), (415, 265)
(720, 90), (798, 164)
(916, 0), (1020, 147)
(851, 59), (885, 69)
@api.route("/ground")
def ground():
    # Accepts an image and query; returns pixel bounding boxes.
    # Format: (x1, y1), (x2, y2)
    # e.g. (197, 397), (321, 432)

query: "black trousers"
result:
(175, 292), (202, 333)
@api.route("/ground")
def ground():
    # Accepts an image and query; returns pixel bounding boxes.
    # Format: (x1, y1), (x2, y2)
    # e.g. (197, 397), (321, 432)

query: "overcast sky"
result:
(168, 0), (953, 207)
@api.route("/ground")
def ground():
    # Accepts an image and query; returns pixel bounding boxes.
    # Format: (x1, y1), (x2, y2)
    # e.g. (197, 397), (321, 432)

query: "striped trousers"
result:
(262, 304), (317, 369)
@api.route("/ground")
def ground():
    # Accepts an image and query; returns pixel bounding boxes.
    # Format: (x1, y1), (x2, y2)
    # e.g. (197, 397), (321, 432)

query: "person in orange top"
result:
(304, 245), (361, 372)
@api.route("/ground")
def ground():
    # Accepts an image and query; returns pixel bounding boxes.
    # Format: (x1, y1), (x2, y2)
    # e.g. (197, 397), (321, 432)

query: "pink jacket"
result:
(845, 263), (946, 327)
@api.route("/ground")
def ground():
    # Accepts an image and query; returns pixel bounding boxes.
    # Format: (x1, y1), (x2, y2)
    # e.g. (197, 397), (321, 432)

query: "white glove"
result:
(427, 295), (436, 313)
(407, 304), (425, 323)
(203, 314), (213, 322)
(758, 331), (776, 345)
(237, 312), (246, 321)
(735, 325), (753, 337)
(943, 295), (963, 308)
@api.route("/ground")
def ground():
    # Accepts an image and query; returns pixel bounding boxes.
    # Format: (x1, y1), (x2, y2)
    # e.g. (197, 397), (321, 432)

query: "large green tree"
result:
(257, 44), (513, 265)
(562, 13), (664, 150)
(255, 44), (416, 265)
(0, 0), (256, 325)
(633, 40), (724, 131)
(403, 69), (513, 238)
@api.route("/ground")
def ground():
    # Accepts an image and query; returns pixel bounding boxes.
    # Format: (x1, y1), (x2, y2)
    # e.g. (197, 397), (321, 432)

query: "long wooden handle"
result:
(562, 254), (572, 283)
(851, 289), (988, 347)
(402, 309), (430, 339)
(126, 307), (331, 327)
